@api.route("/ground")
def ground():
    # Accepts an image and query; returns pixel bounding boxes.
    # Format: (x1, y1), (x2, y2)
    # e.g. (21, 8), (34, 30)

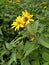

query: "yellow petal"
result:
(15, 25), (19, 31)
(40, 2), (47, 5)
(20, 24), (24, 28)
(44, 6), (47, 9)
(31, 37), (35, 41)
(30, 19), (34, 22)
(11, 25), (16, 29)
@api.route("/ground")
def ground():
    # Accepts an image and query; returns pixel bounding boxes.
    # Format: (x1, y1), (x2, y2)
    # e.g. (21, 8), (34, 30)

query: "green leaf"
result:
(32, 60), (40, 65)
(8, 52), (17, 65)
(0, 50), (7, 57)
(16, 52), (23, 59)
(0, 27), (2, 35)
(0, 0), (5, 4)
(21, 58), (30, 65)
(17, 41), (24, 51)
(24, 41), (39, 59)
(42, 52), (49, 61)
(38, 25), (45, 33)
(42, 62), (49, 65)
(32, 21), (39, 33)
(26, 21), (39, 34)
(38, 35), (49, 48)
(19, 29), (30, 38)
(5, 42), (13, 50)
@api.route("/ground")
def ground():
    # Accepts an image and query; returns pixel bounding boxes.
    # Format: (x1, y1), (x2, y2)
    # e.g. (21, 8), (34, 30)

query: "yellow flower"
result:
(22, 10), (34, 24)
(7, 0), (12, 3)
(40, 2), (47, 5)
(11, 10), (34, 31)
(16, 0), (20, 3)
(11, 16), (25, 31)
(44, 6), (47, 9)
(31, 37), (35, 41)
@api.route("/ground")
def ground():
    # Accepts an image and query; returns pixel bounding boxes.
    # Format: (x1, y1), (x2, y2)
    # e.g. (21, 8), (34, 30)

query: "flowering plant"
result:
(0, 0), (49, 65)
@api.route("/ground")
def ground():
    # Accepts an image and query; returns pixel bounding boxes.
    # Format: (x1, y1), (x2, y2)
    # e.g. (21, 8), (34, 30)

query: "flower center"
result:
(24, 17), (28, 21)
(18, 21), (21, 24)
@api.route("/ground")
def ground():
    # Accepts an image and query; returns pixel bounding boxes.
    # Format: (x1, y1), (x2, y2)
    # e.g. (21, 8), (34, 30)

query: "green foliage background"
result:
(0, 0), (49, 65)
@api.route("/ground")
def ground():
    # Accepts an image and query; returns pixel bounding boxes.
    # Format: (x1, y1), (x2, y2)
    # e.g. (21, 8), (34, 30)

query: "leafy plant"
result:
(0, 0), (49, 65)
